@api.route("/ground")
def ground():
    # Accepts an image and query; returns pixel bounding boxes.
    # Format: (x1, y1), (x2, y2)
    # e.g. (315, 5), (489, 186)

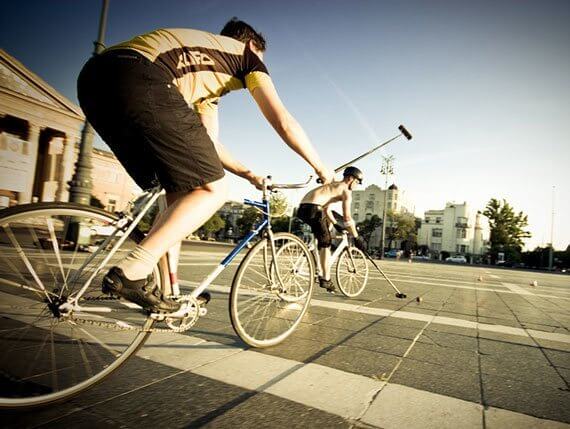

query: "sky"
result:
(1, 0), (569, 250)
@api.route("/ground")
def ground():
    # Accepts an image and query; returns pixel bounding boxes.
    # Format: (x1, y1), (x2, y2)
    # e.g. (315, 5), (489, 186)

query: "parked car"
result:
(385, 249), (402, 258)
(412, 255), (430, 261)
(445, 255), (467, 263)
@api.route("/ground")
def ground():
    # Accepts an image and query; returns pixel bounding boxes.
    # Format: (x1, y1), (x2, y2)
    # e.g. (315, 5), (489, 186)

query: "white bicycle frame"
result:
(308, 230), (352, 278)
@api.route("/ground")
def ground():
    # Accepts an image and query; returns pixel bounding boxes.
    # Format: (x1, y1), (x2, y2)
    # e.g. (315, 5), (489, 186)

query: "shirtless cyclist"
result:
(77, 18), (333, 312)
(297, 167), (367, 293)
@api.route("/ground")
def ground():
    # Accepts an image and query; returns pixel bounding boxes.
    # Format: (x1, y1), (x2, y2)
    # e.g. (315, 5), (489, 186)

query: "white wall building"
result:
(417, 202), (488, 258)
(351, 183), (412, 222)
(351, 183), (414, 249)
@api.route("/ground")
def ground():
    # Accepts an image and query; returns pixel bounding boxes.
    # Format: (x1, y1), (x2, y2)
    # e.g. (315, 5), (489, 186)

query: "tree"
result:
(357, 215), (382, 246)
(198, 214), (225, 239)
(271, 215), (291, 233)
(90, 195), (105, 209)
(237, 207), (262, 237)
(270, 193), (289, 217)
(483, 198), (531, 263)
(386, 210), (418, 250)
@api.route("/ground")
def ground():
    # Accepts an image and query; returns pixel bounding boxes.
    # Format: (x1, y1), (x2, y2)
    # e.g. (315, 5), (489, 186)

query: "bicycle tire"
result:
(0, 202), (157, 408)
(336, 246), (369, 297)
(229, 232), (314, 348)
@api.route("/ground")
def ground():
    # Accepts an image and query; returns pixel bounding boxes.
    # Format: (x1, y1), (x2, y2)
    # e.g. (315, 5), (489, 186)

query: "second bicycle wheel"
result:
(336, 246), (369, 297)
(230, 232), (314, 348)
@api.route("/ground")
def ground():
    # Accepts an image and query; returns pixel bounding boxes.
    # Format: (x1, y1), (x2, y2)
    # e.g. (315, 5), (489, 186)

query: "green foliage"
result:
(357, 215), (382, 244)
(483, 198), (531, 263)
(198, 213), (225, 238)
(270, 193), (289, 217)
(386, 210), (418, 249)
(90, 195), (105, 209)
(138, 203), (159, 233)
(271, 215), (291, 233)
(237, 206), (262, 236)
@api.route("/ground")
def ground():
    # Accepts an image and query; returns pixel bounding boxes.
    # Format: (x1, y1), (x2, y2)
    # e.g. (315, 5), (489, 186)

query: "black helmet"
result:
(343, 166), (363, 184)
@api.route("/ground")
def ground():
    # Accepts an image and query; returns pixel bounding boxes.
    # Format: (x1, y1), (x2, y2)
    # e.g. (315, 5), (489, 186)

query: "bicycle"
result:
(0, 176), (314, 408)
(305, 219), (369, 297)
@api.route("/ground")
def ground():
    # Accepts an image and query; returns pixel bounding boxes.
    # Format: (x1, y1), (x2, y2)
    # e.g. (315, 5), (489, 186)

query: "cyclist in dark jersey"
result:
(77, 18), (333, 312)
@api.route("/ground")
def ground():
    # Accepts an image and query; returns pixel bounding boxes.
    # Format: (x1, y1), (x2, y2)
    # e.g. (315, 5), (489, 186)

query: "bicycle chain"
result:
(69, 294), (202, 334)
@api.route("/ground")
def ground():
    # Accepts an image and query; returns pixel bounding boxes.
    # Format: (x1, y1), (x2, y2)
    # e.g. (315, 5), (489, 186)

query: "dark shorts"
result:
(297, 203), (331, 249)
(77, 49), (224, 192)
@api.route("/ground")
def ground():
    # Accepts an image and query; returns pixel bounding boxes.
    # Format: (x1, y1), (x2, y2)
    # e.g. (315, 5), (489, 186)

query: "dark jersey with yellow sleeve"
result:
(105, 28), (270, 115)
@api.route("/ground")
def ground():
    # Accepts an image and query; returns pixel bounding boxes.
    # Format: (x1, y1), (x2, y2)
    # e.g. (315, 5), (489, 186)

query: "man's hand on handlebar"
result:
(245, 172), (265, 190)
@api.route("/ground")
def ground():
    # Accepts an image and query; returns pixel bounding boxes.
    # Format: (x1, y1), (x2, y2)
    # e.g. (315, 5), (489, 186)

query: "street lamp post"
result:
(379, 155), (394, 260)
(68, 0), (110, 206)
(67, 0), (109, 245)
(548, 185), (555, 271)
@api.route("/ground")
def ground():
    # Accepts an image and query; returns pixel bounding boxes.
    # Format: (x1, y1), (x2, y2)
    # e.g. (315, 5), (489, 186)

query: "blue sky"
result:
(2, 0), (569, 250)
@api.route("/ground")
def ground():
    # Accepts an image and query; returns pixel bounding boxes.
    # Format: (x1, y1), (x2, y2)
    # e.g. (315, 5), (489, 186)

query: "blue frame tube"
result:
(220, 198), (270, 267)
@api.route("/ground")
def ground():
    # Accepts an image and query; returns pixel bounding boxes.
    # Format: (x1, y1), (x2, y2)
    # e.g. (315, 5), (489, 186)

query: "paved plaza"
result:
(3, 242), (570, 428)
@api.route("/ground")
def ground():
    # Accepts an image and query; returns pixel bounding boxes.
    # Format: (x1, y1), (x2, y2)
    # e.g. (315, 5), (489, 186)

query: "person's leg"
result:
(117, 178), (227, 280)
(319, 247), (332, 280)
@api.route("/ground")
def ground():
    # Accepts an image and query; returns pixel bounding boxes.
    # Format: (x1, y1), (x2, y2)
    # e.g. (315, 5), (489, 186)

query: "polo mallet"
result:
(336, 124), (412, 172)
(317, 125), (412, 183)
(332, 212), (407, 299)
(362, 250), (407, 299)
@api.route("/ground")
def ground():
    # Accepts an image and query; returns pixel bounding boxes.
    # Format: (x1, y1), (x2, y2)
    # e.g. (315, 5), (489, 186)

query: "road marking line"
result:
(502, 282), (535, 296)
(490, 274), (500, 279)
(139, 333), (570, 428)
(356, 276), (570, 300)
(179, 281), (570, 345)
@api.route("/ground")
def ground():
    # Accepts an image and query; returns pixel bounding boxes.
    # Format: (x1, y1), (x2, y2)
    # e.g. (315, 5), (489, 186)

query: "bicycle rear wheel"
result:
(0, 203), (156, 408)
(336, 246), (369, 297)
(230, 232), (314, 348)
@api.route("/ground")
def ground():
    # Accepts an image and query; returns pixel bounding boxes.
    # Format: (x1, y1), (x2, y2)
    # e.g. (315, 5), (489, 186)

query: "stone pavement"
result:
(3, 245), (569, 428)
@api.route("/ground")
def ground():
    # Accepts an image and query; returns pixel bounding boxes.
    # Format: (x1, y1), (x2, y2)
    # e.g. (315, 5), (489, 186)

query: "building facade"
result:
(0, 49), (137, 212)
(351, 183), (414, 248)
(417, 202), (488, 258)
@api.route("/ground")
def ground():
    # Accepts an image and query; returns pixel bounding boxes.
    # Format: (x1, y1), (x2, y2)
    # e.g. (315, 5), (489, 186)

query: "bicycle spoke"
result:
(3, 225), (52, 303)
(0, 204), (153, 406)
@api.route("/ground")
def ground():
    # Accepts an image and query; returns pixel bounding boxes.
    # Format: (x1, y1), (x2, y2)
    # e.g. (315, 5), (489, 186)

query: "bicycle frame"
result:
(188, 197), (272, 300)
(309, 233), (349, 278)
(62, 186), (281, 314)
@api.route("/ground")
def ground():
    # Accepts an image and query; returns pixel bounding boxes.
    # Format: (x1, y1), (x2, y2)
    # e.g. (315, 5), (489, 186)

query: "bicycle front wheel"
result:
(0, 203), (156, 408)
(336, 246), (369, 297)
(230, 232), (314, 348)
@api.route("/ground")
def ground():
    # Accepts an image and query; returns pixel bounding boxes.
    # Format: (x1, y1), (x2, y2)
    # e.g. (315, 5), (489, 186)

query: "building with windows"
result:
(417, 202), (488, 259)
(351, 183), (412, 222)
(350, 183), (415, 249)
(0, 49), (137, 212)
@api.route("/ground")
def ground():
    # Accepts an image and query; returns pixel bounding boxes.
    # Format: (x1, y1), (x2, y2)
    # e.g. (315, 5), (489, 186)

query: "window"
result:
(107, 198), (117, 213)
(456, 245), (468, 253)
(354, 213), (359, 221)
(431, 243), (441, 251)
(432, 229), (442, 238)
(425, 218), (430, 223)
(365, 201), (374, 210)
(354, 203), (360, 209)
(456, 228), (466, 238)
(354, 194), (360, 201)
(435, 217), (442, 224)
(369, 194), (375, 200)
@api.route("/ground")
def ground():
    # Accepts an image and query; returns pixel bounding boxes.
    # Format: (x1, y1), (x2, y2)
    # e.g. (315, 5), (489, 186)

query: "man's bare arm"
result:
(342, 190), (358, 237)
(251, 79), (333, 183)
(199, 110), (264, 189)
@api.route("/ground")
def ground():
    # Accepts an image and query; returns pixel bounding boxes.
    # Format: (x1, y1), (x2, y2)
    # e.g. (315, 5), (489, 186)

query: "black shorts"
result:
(297, 203), (331, 249)
(77, 50), (224, 192)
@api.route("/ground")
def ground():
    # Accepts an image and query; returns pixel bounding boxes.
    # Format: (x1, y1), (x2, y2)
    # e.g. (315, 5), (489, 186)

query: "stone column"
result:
(56, 134), (76, 202)
(40, 136), (63, 202)
(17, 123), (41, 204)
